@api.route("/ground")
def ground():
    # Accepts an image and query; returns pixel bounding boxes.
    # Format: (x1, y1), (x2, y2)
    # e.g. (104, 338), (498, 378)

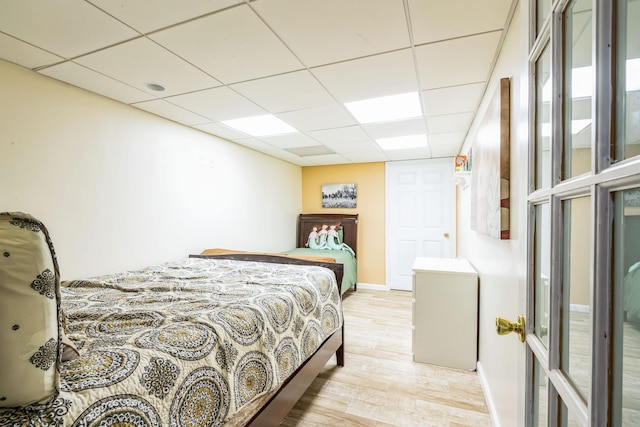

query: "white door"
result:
(386, 158), (456, 291)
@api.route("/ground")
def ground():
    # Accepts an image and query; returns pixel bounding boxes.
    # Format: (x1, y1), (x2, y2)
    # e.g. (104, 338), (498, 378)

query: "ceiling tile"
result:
(149, 5), (303, 84)
(0, 34), (63, 69)
(286, 146), (335, 157)
(259, 148), (315, 166)
(74, 37), (221, 97)
(276, 104), (357, 131)
(230, 70), (335, 113)
(427, 112), (475, 134)
(252, 0), (409, 67)
(361, 117), (427, 140)
(132, 99), (210, 125)
(430, 144), (461, 158)
(341, 151), (389, 163)
(415, 31), (502, 90)
(305, 153), (351, 165)
(385, 148), (432, 161)
(311, 49), (419, 102)
(166, 86), (266, 121)
(260, 133), (321, 149)
(193, 123), (249, 140)
(408, 0), (512, 44)
(428, 131), (467, 147)
(231, 137), (279, 152)
(38, 62), (154, 104)
(422, 83), (485, 116)
(307, 126), (372, 145)
(88, 0), (241, 33)
(323, 139), (381, 153)
(0, 0), (139, 58)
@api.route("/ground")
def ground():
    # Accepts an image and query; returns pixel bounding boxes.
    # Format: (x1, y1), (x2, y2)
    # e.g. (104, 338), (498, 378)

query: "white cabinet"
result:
(412, 257), (478, 370)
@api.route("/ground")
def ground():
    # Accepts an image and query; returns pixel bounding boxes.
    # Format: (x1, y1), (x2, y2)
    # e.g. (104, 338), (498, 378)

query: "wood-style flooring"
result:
(281, 289), (492, 426)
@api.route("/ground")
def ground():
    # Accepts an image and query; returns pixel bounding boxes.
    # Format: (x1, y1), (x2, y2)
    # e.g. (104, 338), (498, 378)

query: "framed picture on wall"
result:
(322, 183), (357, 208)
(470, 77), (511, 240)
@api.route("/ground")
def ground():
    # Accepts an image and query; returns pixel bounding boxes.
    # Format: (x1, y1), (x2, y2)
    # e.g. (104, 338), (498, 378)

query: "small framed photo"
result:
(322, 183), (357, 208)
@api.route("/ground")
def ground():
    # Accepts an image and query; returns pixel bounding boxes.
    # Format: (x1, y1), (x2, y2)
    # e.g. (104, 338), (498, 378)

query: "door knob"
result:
(444, 232), (450, 238)
(496, 315), (526, 342)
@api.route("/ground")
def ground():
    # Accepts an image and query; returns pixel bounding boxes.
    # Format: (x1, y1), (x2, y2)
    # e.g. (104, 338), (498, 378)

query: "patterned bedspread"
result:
(0, 258), (343, 426)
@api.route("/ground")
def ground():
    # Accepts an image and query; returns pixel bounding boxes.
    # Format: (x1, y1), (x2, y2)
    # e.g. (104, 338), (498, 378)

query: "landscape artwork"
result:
(322, 183), (357, 208)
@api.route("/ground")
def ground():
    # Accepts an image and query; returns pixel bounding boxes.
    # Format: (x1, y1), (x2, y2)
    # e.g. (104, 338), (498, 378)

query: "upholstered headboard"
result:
(296, 213), (359, 256)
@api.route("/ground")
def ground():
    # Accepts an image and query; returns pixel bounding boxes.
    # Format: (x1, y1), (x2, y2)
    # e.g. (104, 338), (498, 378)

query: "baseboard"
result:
(570, 304), (590, 313)
(477, 361), (500, 427)
(355, 282), (387, 291)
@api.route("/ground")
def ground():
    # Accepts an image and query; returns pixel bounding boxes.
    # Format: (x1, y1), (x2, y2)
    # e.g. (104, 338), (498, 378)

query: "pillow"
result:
(0, 212), (62, 407)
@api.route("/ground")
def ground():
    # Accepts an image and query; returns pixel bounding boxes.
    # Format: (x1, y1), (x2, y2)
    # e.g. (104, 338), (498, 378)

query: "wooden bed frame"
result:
(190, 213), (357, 426)
(189, 253), (345, 426)
(296, 213), (359, 256)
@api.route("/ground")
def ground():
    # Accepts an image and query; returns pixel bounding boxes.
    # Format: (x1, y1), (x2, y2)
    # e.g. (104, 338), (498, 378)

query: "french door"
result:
(526, 0), (640, 425)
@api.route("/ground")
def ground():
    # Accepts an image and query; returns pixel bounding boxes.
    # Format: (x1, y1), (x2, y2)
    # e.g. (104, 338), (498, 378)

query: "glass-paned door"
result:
(526, 0), (640, 425)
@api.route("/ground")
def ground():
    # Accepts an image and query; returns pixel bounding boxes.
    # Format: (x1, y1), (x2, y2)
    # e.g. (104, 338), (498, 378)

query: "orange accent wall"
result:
(301, 162), (385, 285)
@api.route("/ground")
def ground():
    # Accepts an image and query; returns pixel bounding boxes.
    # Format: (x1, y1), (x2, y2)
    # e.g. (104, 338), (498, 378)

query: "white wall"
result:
(0, 60), (302, 280)
(457, 3), (529, 426)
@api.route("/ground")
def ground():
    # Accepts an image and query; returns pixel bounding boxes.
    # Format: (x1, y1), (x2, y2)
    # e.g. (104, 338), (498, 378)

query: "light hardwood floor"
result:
(281, 289), (493, 426)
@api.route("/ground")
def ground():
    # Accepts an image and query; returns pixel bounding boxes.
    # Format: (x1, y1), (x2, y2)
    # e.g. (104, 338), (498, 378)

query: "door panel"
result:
(386, 159), (455, 291)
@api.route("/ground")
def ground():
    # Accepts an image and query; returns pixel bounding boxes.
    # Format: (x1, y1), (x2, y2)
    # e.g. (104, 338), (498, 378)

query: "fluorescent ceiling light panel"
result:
(542, 66), (592, 101)
(376, 134), (428, 150)
(221, 114), (297, 137)
(345, 92), (422, 124)
(571, 66), (593, 98)
(542, 58), (640, 102)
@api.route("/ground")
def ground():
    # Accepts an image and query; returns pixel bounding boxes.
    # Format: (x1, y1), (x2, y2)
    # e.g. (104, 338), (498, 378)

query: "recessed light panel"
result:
(376, 134), (428, 150)
(221, 114), (297, 137)
(345, 92), (422, 124)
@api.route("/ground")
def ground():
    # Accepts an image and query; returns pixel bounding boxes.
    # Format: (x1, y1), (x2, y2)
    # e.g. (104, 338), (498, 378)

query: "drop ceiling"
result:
(0, 0), (516, 166)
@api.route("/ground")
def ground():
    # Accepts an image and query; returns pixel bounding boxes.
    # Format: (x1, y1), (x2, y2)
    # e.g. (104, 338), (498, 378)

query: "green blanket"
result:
(283, 248), (357, 294)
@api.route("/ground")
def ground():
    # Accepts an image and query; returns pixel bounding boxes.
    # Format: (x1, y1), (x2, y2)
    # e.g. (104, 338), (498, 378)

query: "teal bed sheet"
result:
(282, 248), (357, 294)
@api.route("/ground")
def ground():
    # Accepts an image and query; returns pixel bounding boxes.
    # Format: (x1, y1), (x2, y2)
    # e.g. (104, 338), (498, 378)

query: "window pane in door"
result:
(537, 0), (551, 34)
(619, 0), (640, 159)
(536, 45), (552, 189)
(612, 188), (640, 425)
(535, 203), (551, 346)
(559, 400), (582, 426)
(563, 0), (592, 178)
(561, 196), (592, 400)
(533, 356), (549, 426)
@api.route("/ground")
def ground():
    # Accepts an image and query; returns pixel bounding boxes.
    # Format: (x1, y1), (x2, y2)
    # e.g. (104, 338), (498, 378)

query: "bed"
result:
(0, 213), (345, 427)
(285, 213), (359, 295)
(202, 214), (359, 296)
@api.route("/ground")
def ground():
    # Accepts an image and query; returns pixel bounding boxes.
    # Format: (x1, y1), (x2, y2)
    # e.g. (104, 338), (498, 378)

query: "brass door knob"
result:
(496, 315), (526, 342)
(444, 232), (450, 238)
